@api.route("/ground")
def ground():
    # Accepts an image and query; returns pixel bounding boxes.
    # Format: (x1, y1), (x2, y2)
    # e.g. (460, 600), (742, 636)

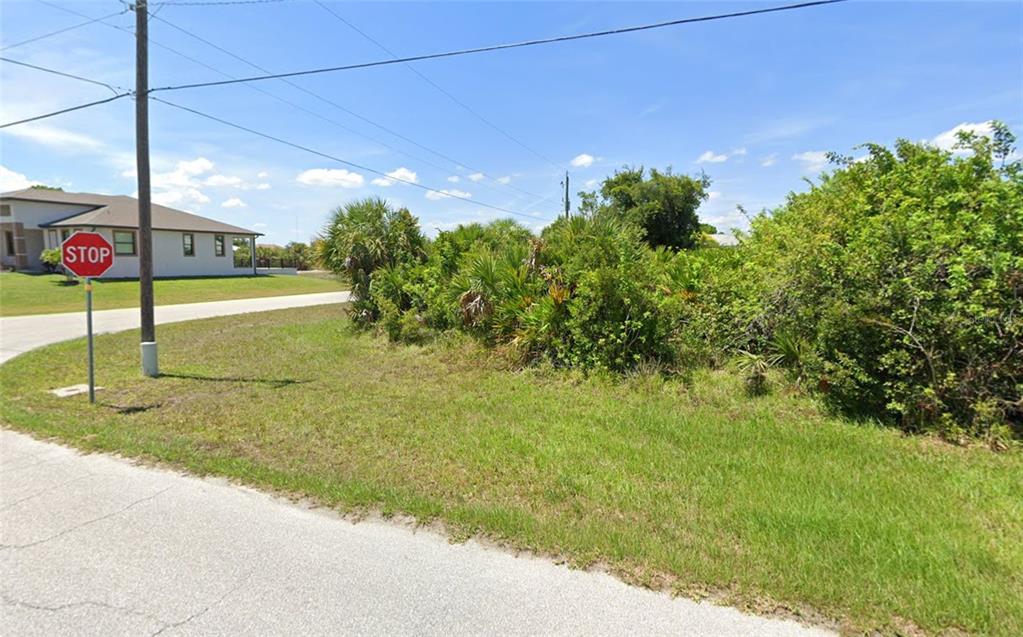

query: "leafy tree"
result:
(284, 242), (315, 270)
(579, 167), (711, 250)
(699, 223), (718, 234)
(29, 184), (63, 191)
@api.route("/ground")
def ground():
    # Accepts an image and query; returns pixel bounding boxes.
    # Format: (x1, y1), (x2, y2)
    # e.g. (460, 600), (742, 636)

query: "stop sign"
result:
(61, 231), (115, 278)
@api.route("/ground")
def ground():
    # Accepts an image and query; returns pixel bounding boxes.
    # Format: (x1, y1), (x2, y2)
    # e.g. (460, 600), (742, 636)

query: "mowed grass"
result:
(0, 271), (346, 316)
(1, 306), (1019, 635)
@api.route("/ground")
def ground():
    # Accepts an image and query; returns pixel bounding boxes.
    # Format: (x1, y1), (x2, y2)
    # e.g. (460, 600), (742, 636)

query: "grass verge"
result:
(0, 272), (346, 316)
(0, 305), (1019, 635)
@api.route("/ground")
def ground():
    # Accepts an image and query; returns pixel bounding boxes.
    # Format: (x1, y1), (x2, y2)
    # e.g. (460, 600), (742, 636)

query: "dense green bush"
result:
(319, 130), (1021, 441)
(39, 248), (62, 273)
(726, 124), (1022, 438)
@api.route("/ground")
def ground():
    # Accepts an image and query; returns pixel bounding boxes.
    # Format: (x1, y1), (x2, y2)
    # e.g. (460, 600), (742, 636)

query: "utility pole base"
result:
(141, 341), (159, 377)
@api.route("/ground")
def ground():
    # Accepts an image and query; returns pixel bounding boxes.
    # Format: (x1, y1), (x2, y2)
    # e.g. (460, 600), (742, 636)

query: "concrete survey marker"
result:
(49, 383), (102, 398)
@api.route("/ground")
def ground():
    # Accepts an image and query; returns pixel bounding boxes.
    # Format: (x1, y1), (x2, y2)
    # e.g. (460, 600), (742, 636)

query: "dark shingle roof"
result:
(0, 189), (261, 236)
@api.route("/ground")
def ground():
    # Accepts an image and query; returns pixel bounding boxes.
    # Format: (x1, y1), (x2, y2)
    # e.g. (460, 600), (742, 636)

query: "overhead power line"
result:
(26, 0), (551, 205)
(150, 96), (554, 222)
(312, 0), (564, 172)
(0, 92), (131, 129)
(31, 1), (448, 177)
(0, 9), (128, 51)
(156, 0), (290, 6)
(150, 0), (848, 93)
(0, 56), (127, 94)
(148, 11), (554, 203)
(29, 1), (494, 198)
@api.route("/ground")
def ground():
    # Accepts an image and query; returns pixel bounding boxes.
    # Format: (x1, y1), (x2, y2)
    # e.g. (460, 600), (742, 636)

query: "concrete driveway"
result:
(0, 294), (834, 636)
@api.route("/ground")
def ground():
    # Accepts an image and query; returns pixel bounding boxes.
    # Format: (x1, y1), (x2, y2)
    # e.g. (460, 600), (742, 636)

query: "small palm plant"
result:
(737, 350), (779, 396)
(770, 331), (810, 384)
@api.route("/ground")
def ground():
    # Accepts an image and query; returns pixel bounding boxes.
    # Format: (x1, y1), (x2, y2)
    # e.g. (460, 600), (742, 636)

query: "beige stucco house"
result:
(0, 189), (261, 278)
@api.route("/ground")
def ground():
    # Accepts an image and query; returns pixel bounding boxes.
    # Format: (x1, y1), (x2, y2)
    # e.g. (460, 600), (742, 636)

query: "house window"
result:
(214, 234), (225, 257)
(182, 233), (194, 256)
(48, 230), (58, 247)
(114, 230), (137, 256)
(60, 229), (71, 242)
(4, 231), (14, 255)
(0, 204), (10, 217)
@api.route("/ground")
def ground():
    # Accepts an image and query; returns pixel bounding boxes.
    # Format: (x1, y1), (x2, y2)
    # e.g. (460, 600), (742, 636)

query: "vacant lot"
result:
(1, 305), (1019, 635)
(0, 272), (346, 316)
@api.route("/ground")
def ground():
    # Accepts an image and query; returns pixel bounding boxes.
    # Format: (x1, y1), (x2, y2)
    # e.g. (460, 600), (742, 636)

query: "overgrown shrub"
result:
(726, 124), (1022, 436)
(318, 129), (1022, 442)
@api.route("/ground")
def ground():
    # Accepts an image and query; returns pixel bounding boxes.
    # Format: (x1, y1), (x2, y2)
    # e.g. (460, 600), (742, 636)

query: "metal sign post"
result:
(85, 277), (95, 403)
(60, 231), (115, 403)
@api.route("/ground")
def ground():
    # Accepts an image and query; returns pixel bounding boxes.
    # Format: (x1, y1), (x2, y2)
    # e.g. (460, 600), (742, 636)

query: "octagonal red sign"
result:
(61, 231), (115, 278)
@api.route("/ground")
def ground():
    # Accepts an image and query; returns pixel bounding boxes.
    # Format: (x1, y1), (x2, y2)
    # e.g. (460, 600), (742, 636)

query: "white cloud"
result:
(496, 176), (512, 185)
(447, 175), (460, 183)
(584, 178), (598, 188)
(152, 188), (209, 207)
(0, 165), (34, 191)
(257, 171), (269, 178)
(371, 166), (418, 187)
(792, 151), (830, 173)
(640, 102), (663, 118)
(467, 173), (485, 182)
(708, 191), (722, 200)
(3, 124), (102, 151)
(570, 153), (595, 168)
(204, 174), (243, 187)
(697, 150), (728, 164)
(744, 117), (831, 144)
(133, 157), (217, 210)
(930, 121), (995, 153)
(255, 183), (271, 190)
(425, 188), (471, 201)
(296, 168), (365, 188)
(221, 197), (247, 208)
(760, 154), (778, 167)
(731, 147), (747, 157)
(153, 157), (214, 189)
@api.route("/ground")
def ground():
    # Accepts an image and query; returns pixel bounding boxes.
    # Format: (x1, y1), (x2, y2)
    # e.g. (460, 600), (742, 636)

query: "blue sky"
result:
(1, 0), (1020, 244)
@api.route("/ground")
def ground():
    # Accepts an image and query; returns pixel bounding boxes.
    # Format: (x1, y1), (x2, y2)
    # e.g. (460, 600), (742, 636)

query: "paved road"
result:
(0, 432), (831, 637)
(1, 294), (834, 636)
(0, 291), (350, 364)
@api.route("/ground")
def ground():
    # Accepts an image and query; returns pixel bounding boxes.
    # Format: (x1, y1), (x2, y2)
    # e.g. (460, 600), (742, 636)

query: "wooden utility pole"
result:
(563, 171), (570, 219)
(135, 0), (158, 377)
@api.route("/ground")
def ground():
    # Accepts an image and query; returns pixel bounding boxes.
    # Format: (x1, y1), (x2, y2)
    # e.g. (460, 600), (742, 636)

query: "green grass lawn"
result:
(1, 305), (1019, 635)
(0, 271), (346, 316)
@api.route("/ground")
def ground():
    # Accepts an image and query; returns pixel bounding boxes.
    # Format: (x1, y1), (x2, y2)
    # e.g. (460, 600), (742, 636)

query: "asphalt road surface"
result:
(0, 291), (351, 364)
(1, 293), (834, 636)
